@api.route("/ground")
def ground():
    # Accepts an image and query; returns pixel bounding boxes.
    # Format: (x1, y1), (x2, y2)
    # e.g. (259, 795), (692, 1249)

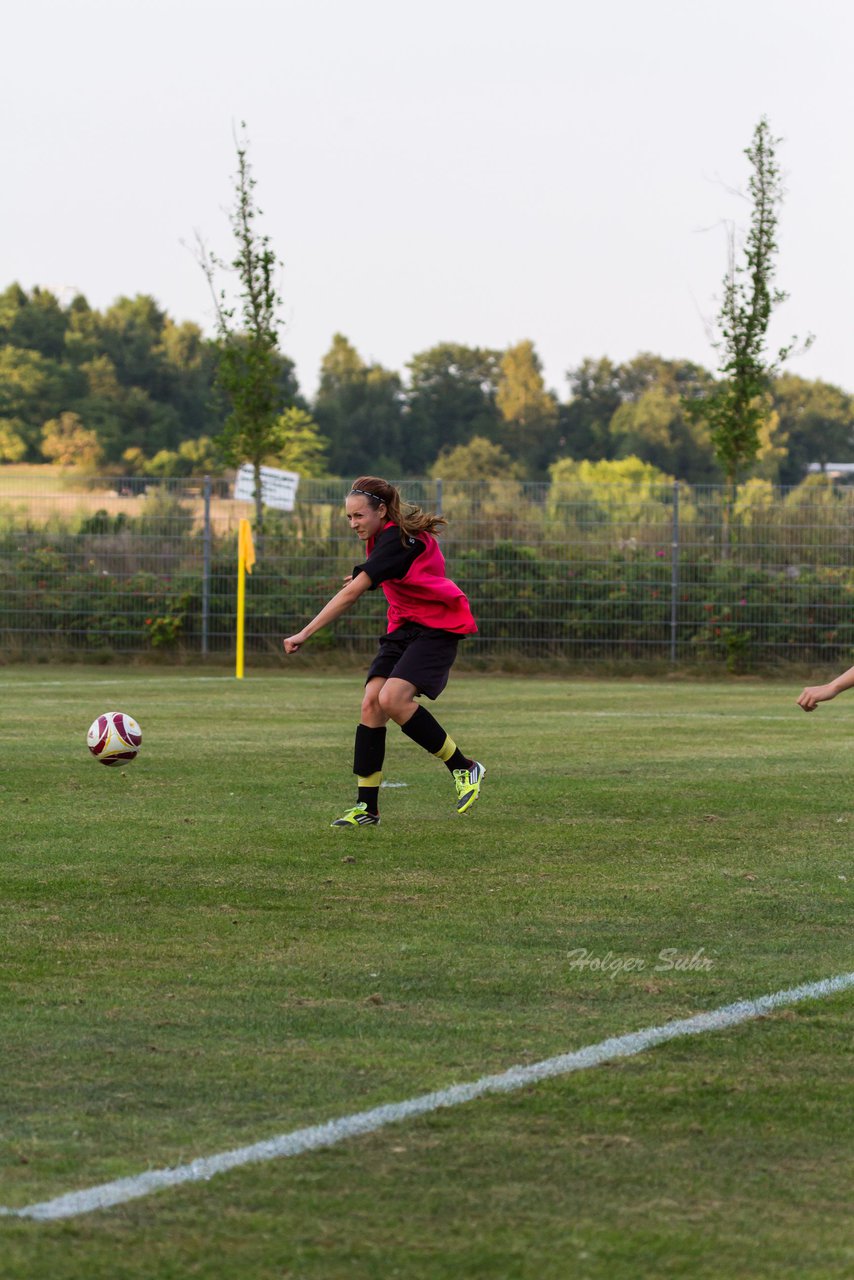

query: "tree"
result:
(0, 283), (68, 359)
(177, 435), (225, 475)
(430, 436), (524, 481)
(561, 353), (720, 480)
(496, 340), (560, 476)
(96, 295), (170, 392)
(609, 383), (720, 482)
(118, 438), (221, 478)
(271, 407), (329, 476)
(0, 284), (230, 465)
(0, 345), (75, 457)
(64, 292), (225, 461)
(687, 117), (808, 495)
(772, 374), (854, 484)
(313, 334), (404, 476)
(121, 446), (147, 476)
(0, 418), (28, 462)
(139, 448), (185, 478)
(561, 357), (623, 461)
(610, 386), (676, 469)
(0, 284), (28, 341)
(404, 343), (502, 472)
(198, 126), (291, 534)
(158, 318), (223, 438)
(751, 404), (788, 482)
(40, 411), (103, 469)
(71, 353), (126, 462)
(548, 455), (677, 527)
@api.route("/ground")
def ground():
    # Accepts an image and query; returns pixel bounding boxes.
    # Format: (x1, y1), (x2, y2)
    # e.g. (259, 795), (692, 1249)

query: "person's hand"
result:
(797, 682), (838, 712)
(342, 573), (353, 585)
(283, 631), (308, 655)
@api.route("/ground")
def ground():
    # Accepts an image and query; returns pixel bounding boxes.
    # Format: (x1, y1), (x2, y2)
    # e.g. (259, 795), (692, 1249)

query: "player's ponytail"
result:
(349, 476), (447, 543)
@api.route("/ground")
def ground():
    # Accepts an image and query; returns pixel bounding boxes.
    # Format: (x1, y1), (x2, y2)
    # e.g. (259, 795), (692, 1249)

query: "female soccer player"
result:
(282, 477), (485, 827)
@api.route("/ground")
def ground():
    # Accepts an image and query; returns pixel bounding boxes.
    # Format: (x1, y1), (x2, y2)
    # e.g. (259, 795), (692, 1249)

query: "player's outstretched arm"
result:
(797, 663), (854, 711)
(283, 572), (373, 654)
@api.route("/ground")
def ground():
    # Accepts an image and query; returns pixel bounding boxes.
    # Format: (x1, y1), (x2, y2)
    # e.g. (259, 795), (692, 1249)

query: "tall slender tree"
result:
(687, 118), (809, 502)
(198, 126), (288, 535)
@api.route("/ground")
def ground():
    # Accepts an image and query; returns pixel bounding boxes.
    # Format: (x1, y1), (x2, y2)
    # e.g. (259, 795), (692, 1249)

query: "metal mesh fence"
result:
(2, 471), (853, 667)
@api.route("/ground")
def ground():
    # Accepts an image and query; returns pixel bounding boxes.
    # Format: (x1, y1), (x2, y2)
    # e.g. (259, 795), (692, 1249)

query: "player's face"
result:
(345, 494), (386, 541)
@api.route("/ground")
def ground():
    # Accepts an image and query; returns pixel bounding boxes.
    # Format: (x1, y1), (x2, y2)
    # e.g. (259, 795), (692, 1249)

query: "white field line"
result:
(2, 971), (852, 1223)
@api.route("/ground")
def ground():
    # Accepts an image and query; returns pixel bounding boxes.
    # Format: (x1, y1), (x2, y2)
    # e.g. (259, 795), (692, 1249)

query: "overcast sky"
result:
(4, 0), (852, 399)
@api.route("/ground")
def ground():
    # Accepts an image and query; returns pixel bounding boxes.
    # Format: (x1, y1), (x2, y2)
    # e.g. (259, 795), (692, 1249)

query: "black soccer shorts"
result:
(365, 622), (461, 700)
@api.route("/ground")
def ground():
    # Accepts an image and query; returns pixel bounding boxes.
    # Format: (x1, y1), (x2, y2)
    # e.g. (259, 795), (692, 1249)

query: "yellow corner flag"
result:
(238, 518), (256, 576)
(236, 518), (255, 679)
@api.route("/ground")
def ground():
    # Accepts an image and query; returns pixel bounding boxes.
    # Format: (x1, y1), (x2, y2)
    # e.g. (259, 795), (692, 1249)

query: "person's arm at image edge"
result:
(797, 664), (854, 711)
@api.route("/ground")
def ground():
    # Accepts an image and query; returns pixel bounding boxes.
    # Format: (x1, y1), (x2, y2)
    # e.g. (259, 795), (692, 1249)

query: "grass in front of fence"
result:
(1, 671), (852, 1278)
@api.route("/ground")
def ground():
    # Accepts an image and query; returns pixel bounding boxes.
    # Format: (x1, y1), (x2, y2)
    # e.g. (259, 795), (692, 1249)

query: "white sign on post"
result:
(233, 464), (300, 512)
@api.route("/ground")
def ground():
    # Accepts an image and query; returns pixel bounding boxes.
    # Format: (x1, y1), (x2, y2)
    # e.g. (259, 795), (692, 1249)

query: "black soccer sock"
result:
(353, 724), (386, 815)
(442, 744), (472, 773)
(357, 782), (380, 813)
(401, 707), (472, 773)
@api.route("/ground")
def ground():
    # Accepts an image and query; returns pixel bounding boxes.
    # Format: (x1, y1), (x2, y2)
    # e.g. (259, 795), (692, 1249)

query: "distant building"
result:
(807, 463), (854, 481)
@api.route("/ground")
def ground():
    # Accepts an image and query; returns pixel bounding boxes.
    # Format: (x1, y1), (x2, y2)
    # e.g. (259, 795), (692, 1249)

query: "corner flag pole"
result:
(236, 518), (255, 679)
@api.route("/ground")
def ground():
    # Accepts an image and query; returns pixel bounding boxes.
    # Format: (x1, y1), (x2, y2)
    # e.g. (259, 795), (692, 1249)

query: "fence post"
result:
(670, 480), (680, 663)
(435, 477), (443, 516)
(202, 474), (212, 658)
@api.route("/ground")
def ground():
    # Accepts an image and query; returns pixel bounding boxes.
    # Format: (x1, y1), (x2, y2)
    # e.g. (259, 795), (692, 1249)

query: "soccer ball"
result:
(87, 711), (142, 766)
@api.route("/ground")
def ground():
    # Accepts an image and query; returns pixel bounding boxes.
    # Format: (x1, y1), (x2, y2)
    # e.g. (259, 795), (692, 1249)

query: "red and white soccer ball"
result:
(87, 711), (142, 766)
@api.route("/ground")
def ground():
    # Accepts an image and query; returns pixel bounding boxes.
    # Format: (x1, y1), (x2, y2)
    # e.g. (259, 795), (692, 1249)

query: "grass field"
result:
(1, 668), (852, 1279)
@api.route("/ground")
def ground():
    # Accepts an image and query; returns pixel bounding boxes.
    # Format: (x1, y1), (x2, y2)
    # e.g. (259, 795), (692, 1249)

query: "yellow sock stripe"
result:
(357, 771), (383, 787)
(433, 735), (457, 762)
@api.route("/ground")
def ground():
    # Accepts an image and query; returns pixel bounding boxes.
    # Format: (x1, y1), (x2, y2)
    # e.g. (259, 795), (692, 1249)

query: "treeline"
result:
(1, 282), (852, 485)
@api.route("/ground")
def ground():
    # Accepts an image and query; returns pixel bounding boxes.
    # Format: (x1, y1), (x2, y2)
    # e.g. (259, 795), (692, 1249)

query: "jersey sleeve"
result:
(353, 527), (424, 588)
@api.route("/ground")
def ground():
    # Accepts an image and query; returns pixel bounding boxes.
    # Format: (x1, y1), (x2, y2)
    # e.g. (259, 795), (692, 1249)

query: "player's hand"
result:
(283, 632), (307, 655)
(342, 574), (353, 585)
(797, 683), (838, 712)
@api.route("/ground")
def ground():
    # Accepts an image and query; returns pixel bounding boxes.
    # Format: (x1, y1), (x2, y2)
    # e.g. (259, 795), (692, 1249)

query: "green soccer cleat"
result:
(453, 761), (486, 813)
(330, 802), (380, 828)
